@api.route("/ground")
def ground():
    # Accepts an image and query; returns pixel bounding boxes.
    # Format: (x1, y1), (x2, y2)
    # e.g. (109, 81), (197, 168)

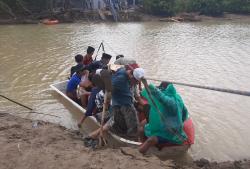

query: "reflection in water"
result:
(0, 22), (250, 161)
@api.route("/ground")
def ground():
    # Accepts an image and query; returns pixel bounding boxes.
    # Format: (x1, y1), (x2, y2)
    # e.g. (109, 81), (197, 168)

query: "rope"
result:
(145, 78), (250, 97)
(0, 94), (32, 110)
(0, 94), (60, 118)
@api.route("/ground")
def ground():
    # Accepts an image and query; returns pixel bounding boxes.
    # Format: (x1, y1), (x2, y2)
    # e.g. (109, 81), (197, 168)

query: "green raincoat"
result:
(141, 83), (188, 144)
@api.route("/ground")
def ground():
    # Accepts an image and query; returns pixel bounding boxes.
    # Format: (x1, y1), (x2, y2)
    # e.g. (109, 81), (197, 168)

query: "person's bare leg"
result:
(78, 114), (86, 128)
(139, 136), (158, 154)
(80, 94), (89, 108)
(138, 119), (147, 142)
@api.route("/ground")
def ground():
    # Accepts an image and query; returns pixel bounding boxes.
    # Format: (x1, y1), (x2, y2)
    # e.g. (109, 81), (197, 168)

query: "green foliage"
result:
(143, 0), (176, 16)
(0, 0), (50, 14)
(186, 0), (224, 16)
(174, 0), (188, 13)
(0, 0), (250, 17)
(142, 0), (250, 16)
(223, 0), (250, 14)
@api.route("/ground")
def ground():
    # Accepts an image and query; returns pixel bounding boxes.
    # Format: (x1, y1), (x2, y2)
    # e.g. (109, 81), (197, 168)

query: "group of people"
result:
(66, 46), (189, 153)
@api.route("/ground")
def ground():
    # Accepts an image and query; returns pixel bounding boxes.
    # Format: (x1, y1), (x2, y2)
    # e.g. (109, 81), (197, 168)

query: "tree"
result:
(223, 0), (250, 14)
(143, 0), (176, 16)
(187, 0), (224, 16)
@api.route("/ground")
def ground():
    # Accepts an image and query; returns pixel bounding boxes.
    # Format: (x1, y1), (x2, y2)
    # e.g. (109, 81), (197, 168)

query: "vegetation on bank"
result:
(0, 0), (249, 20)
(142, 0), (250, 16)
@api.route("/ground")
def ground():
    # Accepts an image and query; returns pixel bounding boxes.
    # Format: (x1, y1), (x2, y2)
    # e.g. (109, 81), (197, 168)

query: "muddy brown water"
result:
(0, 21), (250, 162)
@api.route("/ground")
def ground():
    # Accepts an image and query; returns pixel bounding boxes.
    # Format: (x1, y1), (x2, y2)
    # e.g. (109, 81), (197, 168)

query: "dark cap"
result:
(87, 46), (95, 54)
(101, 53), (112, 60)
(116, 55), (124, 60)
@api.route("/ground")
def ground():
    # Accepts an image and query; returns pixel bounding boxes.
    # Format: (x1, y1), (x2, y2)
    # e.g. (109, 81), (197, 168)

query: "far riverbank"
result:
(0, 12), (250, 25)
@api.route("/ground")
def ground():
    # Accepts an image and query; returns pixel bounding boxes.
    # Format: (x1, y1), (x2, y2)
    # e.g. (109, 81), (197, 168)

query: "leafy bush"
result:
(187, 0), (224, 16)
(143, 0), (176, 16)
(223, 0), (250, 14)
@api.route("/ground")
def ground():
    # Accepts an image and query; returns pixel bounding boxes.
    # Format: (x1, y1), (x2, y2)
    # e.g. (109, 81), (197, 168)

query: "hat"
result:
(109, 64), (124, 71)
(75, 64), (86, 73)
(133, 68), (145, 81)
(102, 53), (112, 60)
(116, 55), (124, 60)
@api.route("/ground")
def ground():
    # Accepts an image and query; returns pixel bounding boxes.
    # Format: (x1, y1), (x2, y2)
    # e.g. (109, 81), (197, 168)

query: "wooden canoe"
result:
(50, 80), (193, 157)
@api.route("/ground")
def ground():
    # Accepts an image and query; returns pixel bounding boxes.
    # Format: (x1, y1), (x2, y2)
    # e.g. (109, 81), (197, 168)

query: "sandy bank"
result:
(0, 113), (249, 169)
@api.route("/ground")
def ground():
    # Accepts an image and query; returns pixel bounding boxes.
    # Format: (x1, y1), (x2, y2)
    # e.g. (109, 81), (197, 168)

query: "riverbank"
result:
(0, 112), (249, 169)
(0, 11), (250, 25)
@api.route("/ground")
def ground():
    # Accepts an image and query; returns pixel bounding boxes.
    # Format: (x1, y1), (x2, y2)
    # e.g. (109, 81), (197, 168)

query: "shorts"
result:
(110, 105), (139, 137)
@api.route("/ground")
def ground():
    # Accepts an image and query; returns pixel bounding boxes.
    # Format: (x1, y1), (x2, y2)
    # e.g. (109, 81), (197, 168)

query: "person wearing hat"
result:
(85, 67), (146, 140)
(114, 55), (137, 65)
(83, 46), (95, 66)
(66, 64), (87, 105)
(87, 53), (112, 73)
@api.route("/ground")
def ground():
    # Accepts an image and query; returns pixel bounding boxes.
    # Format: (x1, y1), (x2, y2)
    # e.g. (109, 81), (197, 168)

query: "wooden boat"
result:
(50, 80), (194, 157)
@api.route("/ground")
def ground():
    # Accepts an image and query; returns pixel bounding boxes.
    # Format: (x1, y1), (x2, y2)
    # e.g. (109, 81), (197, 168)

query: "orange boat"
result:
(42, 19), (59, 25)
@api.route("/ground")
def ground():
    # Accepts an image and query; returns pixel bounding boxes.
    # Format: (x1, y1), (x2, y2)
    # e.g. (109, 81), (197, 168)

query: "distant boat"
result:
(50, 80), (194, 157)
(42, 19), (59, 25)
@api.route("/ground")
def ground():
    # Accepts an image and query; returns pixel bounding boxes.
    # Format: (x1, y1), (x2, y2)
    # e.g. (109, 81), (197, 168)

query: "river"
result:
(0, 21), (250, 162)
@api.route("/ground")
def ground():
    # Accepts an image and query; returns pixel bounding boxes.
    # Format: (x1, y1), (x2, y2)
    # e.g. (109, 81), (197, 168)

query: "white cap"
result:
(96, 69), (102, 75)
(133, 68), (145, 81)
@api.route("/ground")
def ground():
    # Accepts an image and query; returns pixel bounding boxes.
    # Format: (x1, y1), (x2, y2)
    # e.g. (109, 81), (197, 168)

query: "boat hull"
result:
(50, 81), (194, 156)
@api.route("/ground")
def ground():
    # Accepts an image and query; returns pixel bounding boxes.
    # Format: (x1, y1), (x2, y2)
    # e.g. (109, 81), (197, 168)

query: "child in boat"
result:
(83, 46), (95, 66)
(138, 82), (188, 154)
(70, 54), (84, 78)
(77, 70), (93, 107)
(86, 53), (112, 73)
(77, 69), (112, 128)
(66, 64), (87, 105)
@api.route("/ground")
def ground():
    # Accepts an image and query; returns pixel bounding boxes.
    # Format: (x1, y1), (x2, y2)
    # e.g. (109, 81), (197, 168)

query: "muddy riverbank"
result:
(0, 113), (249, 169)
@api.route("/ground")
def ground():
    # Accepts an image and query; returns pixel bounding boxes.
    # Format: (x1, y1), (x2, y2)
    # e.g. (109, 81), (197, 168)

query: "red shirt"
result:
(83, 55), (93, 65)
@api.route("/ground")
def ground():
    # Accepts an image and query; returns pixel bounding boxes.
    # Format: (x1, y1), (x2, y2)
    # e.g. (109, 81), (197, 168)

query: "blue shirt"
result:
(111, 68), (133, 106)
(66, 74), (81, 92)
(85, 87), (100, 116)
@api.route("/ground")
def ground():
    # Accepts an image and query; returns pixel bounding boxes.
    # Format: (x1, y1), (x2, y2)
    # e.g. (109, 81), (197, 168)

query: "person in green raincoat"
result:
(139, 82), (189, 154)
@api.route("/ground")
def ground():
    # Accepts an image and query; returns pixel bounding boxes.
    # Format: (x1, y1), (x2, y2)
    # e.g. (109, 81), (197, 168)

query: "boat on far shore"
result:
(42, 19), (59, 25)
(50, 80), (195, 157)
